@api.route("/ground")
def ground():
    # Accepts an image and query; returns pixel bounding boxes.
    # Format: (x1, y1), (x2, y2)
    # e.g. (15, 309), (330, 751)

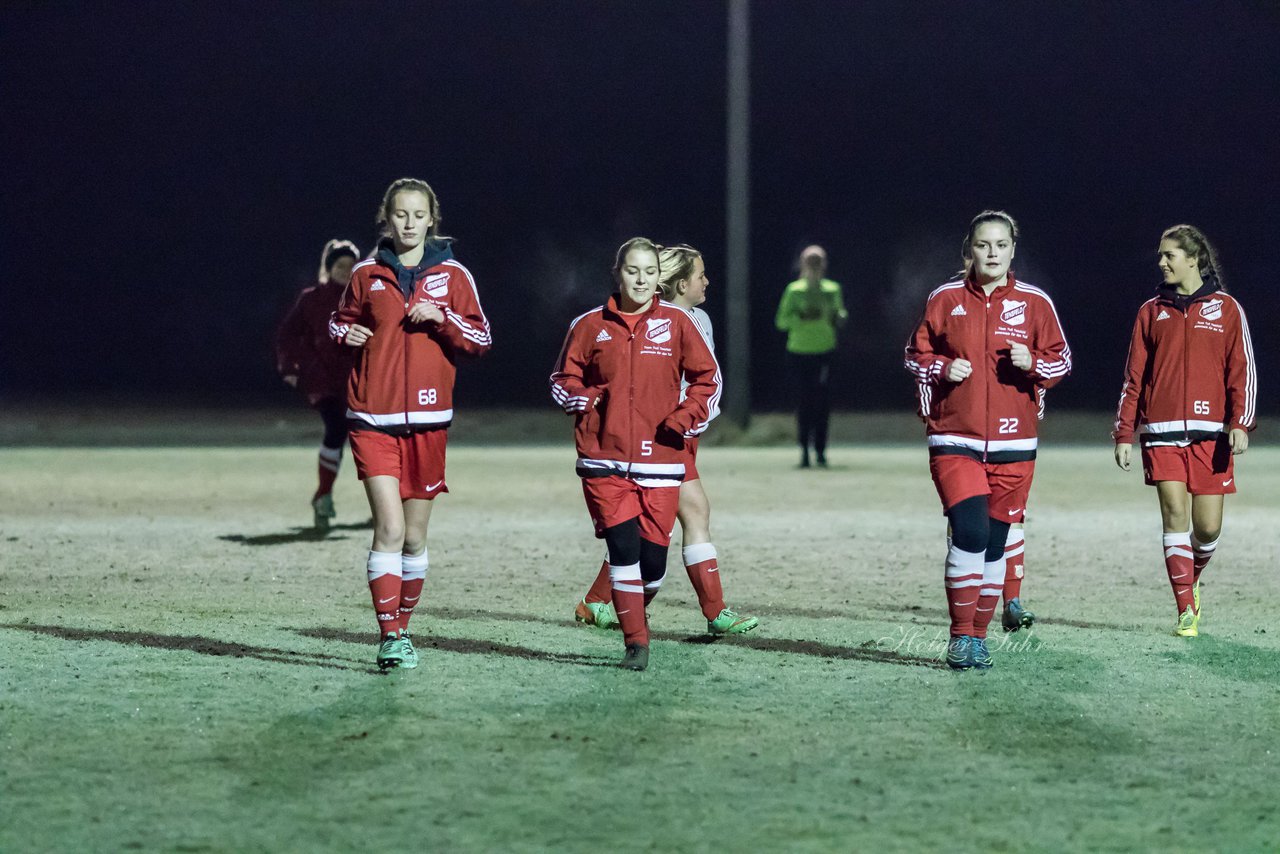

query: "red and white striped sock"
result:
(1163, 532), (1195, 614)
(584, 558), (612, 605)
(366, 550), (403, 637)
(643, 572), (665, 607)
(609, 562), (647, 646)
(1003, 528), (1025, 603)
(973, 557), (1005, 639)
(315, 445), (342, 499)
(399, 548), (428, 633)
(944, 545), (984, 637)
(1192, 536), (1218, 584)
(682, 542), (725, 620)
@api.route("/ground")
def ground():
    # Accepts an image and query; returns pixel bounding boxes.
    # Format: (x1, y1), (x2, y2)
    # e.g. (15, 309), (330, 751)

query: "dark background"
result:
(4, 1), (1277, 415)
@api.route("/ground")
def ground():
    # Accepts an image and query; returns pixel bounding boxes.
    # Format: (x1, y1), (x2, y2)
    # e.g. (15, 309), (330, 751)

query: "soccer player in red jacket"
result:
(905, 211), (1071, 670)
(329, 178), (491, 670)
(573, 244), (757, 637)
(1113, 225), (1255, 637)
(551, 238), (722, 671)
(275, 238), (359, 530)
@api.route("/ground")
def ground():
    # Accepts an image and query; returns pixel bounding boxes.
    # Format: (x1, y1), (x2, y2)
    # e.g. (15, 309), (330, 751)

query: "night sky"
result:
(4, 1), (1278, 414)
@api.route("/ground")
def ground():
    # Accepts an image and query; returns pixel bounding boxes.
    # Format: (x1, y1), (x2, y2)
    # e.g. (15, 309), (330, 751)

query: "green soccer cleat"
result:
(376, 632), (407, 670)
(1002, 597), (1036, 633)
(619, 644), (649, 671)
(574, 599), (619, 630)
(707, 608), (759, 635)
(1174, 606), (1199, 638)
(970, 637), (993, 670)
(398, 631), (419, 669)
(312, 493), (335, 531)
(1193, 581), (1202, 617)
(946, 635), (973, 670)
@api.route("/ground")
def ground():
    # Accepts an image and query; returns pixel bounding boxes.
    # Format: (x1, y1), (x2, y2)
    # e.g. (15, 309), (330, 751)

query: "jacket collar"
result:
(1155, 279), (1220, 312)
(965, 271), (1016, 297)
(603, 293), (660, 321)
(373, 237), (455, 276)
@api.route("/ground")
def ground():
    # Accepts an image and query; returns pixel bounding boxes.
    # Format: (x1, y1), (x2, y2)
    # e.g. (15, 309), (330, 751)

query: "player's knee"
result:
(639, 539), (668, 582)
(985, 519), (1011, 563)
(1193, 522), (1221, 544)
(373, 519), (406, 551)
(946, 495), (989, 553)
(603, 519), (642, 567)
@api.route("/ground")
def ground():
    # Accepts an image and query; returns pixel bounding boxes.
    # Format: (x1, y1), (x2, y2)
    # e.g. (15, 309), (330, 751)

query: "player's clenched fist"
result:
(408, 301), (445, 325)
(1006, 340), (1032, 371)
(344, 324), (373, 347)
(946, 358), (973, 383)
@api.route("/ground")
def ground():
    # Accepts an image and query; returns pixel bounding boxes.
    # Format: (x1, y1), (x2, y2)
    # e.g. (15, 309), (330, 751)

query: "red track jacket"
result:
(550, 295), (721, 486)
(329, 242), (491, 432)
(1113, 285), (1256, 446)
(275, 281), (353, 405)
(905, 274), (1071, 462)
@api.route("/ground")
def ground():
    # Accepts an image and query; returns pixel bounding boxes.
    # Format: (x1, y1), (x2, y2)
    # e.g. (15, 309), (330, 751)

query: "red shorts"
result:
(929, 454), (1035, 521)
(581, 476), (681, 546)
(681, 437), (700, 482)
(349, 428), (449, 500)
(1142, 439), (1235, 494)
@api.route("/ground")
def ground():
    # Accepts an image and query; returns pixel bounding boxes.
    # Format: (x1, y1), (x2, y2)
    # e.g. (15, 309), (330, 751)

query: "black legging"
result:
(315, 397), (349, 450)
(791, 352), (832, 455)
(947, 494), (1011, 562)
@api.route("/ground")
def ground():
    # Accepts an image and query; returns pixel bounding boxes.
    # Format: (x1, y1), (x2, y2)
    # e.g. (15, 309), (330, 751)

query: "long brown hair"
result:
(1161, 224), (1225, 291)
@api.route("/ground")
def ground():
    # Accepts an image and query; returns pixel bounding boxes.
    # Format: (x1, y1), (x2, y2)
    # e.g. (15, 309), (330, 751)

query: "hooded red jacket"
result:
(329, 241), (491, 431)
(275, 280), (354, 405)
(551, 295), (721, 486)
(1113, 286), (1256, 446)
(905, 274), (1071, 462)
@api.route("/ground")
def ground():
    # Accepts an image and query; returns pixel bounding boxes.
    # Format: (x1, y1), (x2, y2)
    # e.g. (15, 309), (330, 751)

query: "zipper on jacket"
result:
(983, 292), (991, 463)
(1182, 303), (1190, 443)
(628, 324), (637, 475)
(404, 282), (413, 429)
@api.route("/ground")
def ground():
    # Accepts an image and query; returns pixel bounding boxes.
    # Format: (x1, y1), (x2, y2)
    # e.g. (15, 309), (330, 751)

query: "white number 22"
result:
(998, 417), (1020, 434)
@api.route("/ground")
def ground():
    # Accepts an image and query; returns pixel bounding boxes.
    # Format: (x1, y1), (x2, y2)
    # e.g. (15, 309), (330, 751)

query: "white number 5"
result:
(640, 440), (653, 456)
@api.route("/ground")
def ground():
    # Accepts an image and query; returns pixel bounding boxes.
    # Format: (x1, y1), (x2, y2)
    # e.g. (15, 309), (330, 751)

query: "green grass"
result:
(2, 436), (1279, 851)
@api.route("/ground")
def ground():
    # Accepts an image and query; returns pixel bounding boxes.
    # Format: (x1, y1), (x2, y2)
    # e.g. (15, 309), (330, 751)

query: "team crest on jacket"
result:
(645, 318), (672, 344)
(1001, 299), (1027, 326)
(1199, 298), (1223, 321)
(423, 272), (450, 298)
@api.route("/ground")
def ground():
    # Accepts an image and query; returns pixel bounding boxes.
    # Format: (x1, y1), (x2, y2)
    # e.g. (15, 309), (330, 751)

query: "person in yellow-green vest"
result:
(775, 245), (848, 467)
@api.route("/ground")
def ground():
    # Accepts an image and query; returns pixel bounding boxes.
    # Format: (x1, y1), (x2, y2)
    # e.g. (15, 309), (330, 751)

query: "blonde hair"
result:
(612, 237), (661, 277)
(376, 177), (444, 238)
(657, 244), (702, 300)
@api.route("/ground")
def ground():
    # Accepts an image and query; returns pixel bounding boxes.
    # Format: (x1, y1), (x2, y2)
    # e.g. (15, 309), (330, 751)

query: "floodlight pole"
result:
(725, 0), (751, 428)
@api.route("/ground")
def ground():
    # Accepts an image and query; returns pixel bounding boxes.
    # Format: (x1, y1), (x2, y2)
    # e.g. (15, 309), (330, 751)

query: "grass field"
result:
(3, 418), (1279, 851)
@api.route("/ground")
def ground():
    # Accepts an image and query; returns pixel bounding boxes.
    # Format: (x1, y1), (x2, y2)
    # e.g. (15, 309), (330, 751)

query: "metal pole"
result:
(725, 0), (751, 428)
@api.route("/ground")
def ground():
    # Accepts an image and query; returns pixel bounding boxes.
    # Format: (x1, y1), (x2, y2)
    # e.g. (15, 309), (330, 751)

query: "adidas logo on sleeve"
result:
(951, 304), (967, 316)
(595, 329), (612, 342)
